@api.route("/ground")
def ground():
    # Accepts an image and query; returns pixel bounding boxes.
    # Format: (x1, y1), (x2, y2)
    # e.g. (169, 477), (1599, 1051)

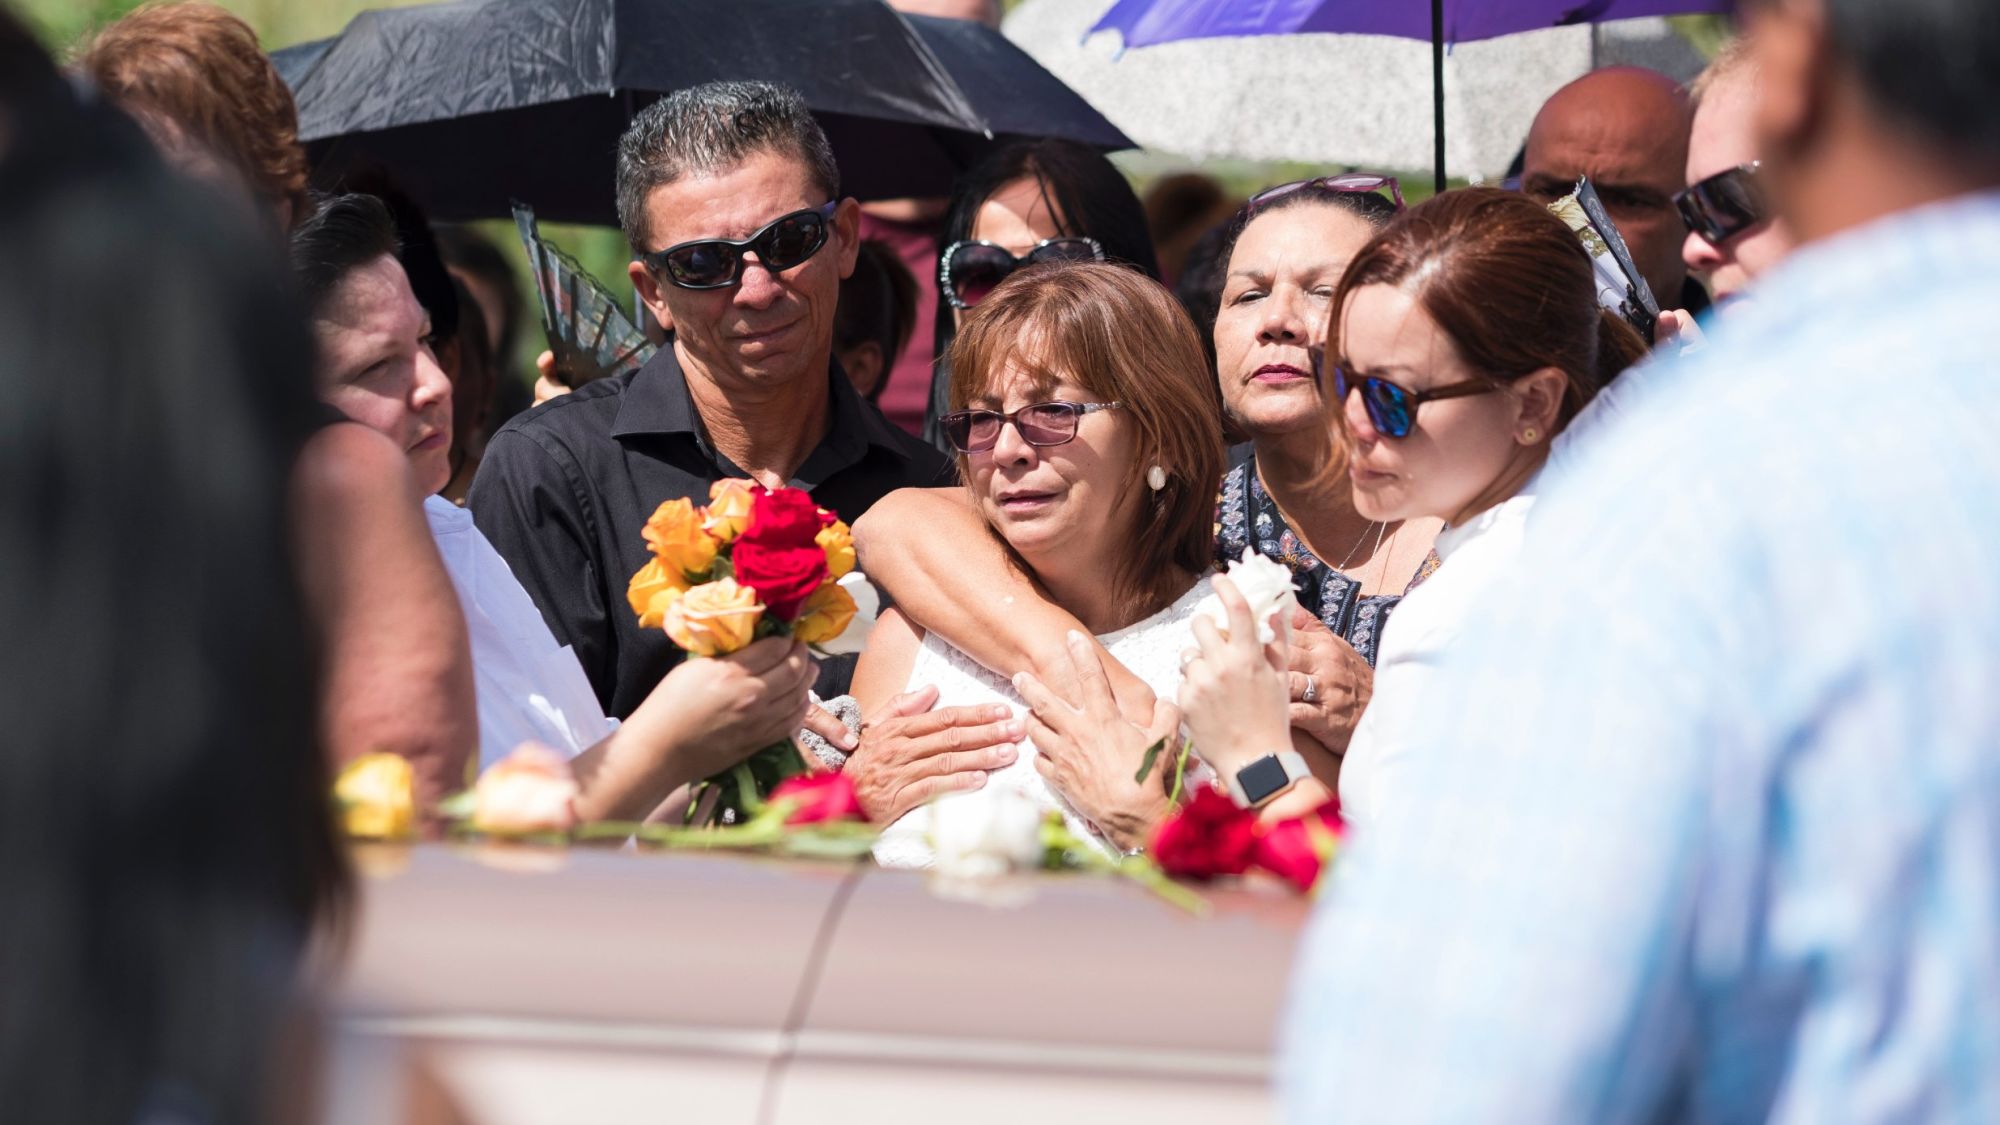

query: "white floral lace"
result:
(872, 576), (1217, 868)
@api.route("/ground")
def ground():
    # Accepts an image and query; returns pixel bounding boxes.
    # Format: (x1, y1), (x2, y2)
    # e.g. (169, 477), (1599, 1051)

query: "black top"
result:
(467, 345), (954, 719)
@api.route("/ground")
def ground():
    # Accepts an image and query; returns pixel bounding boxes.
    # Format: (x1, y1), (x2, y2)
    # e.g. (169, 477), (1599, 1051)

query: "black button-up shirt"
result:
(467, 346), (953, 719)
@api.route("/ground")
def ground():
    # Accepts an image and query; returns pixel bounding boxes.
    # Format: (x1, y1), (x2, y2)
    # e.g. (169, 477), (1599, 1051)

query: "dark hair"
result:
(0, 27), (348, 1124)
(923, 139), (1160, 448)
(836, 239), (918, 404)
(289, 192), (401, 315)
(615, 80), (839, 253)
(1822, 0), (2000, 159)
(436, 223), (524, 366)
(949, 261), (1222, 616)
(339, 168), (460, 342)
(1173, 220), (1235, 363)
(1327, 187), (1644, 437)
(76, 1), (312, 225)
(1216, 181), (1400, 282)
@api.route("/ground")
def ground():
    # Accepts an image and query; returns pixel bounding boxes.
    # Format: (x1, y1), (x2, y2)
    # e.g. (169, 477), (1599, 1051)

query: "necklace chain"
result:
(1333, 518), (1385, 572)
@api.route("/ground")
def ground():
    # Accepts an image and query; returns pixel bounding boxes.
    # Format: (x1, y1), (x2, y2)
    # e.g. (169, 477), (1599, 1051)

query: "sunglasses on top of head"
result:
(1320, 357), (1498, 440)
(938, 399), (1122, 454)
(1674, 162), (1766, 248)
(1247, 172), (1406, 215)
(938, 237), (1105, 310)
(642, 201), (838, 290)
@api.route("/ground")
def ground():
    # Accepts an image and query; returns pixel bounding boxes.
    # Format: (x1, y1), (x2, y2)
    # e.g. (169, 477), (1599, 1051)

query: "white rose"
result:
(812, 571), (881, 657)
(929, 787), (1043, 879)
(1194, 550), (1298, 645)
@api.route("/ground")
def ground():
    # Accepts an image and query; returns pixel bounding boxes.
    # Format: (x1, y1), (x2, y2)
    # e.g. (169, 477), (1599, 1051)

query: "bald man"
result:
(1521, 66), (1704, 318)
(1681, 40), (1795, 310)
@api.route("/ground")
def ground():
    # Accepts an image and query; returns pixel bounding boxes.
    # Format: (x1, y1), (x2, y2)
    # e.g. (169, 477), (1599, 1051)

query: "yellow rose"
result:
(792, 579), (858, 645)
(815, 518), (856, 579)
(472, 743), (580, 836)
(665, 577), (765, 656)
(641, 497), (719, 576)
(704, 478), (758, 542)
(627, 557), (689, 629)
(334, 753), (415, 840)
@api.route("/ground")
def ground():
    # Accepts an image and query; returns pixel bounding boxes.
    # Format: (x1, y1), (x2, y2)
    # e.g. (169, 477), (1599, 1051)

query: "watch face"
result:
(1238, 756), (1291, 806)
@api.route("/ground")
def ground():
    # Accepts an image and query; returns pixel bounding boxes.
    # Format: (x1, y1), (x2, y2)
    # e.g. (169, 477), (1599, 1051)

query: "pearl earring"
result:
(1147, 465), (1167, 491)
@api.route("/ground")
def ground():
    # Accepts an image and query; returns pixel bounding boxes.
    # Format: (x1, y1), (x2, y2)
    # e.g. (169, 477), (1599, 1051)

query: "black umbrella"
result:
(274, 0), (1129, 226)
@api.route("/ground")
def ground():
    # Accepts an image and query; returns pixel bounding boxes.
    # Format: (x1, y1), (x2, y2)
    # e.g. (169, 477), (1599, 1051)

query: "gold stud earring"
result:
(1523, 428), (1540, 444)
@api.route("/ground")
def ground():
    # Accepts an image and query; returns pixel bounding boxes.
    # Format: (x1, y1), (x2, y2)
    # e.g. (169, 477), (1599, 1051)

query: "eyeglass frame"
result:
(1247, 172), (1406, 215)
(1319, 355), (1499, 440)
(640, 200), (840, 290)
(1674, 161), (1766, 248)
(937, 237), (1107, 310)
(938, 399), (1123, 454)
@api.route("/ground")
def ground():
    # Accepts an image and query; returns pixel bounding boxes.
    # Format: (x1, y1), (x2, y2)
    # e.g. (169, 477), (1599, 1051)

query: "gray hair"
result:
(615, 81), (840, 253)
(1822, 0), (2000, 158)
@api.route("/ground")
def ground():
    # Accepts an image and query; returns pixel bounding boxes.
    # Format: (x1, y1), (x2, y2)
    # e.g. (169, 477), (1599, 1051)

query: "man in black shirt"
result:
(468, 82), (951, 721)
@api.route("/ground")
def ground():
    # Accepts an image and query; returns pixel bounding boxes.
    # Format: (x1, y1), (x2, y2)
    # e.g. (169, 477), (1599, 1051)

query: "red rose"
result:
(1150, 787), (1258, 880)
(1251, 800), (1345, 893)
(732, 542), (828, 620)
(740, 487), (825, 551)
(771, 772), (866, 825)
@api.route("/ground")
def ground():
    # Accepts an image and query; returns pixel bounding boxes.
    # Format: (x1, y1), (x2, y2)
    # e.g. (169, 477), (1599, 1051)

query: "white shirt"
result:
(424, 496), (614, 769)
(1336, 479), (1540, 829)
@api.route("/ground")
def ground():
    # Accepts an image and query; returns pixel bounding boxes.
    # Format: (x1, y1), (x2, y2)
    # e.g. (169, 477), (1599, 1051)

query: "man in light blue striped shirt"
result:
(1283, 1), (2000, 1120)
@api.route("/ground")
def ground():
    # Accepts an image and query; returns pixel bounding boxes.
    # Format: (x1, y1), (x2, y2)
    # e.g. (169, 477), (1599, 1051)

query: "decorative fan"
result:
(1547, 178), (1660, 342)
(512, 202), (657, 388)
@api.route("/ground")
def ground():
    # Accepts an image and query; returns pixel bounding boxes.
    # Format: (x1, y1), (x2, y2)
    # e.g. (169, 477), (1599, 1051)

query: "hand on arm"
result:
(1180, 577), (1334, 821)
(1285, 606), (1372, 781)
(1013, 631), (1182, 852)
(853, 487), (1156, 726)
(844, 608), (1022, 823)
(568, 637), (817, 823)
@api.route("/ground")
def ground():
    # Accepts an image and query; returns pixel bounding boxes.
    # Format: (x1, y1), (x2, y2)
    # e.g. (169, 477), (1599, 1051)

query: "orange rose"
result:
(627, 557), (688, 629)
(792, 579), (858, 646)
(471, 743), (579, 836)
(333, 752), (416, 840)
(664, 577), (764, 656)
(815, 518), (856, 579)
(704, 478), (758, 542)
(641, 497), (719, 576)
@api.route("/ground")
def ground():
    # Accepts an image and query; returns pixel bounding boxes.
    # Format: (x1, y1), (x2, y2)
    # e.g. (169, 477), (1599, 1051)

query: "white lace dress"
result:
(872, 576), (1216, 868)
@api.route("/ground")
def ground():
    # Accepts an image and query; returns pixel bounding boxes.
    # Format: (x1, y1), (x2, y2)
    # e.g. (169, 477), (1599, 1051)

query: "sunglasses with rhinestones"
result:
(641, 201), (838, 290)
(938, 237), (1105, 310)
(1247, 172), (1406, 215)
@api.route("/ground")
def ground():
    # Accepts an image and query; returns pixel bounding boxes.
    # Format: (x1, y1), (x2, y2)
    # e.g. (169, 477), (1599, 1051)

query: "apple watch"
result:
(1225, 750), (1310, 809)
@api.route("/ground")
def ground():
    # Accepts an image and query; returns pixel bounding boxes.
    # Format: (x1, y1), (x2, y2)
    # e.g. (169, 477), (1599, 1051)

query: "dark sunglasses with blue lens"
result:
(642, 201), (838, 290)
(1324, 359), (1498, 439)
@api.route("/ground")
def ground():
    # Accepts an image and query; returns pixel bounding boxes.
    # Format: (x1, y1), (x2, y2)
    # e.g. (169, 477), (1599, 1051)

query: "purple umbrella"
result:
(1092, 0), (1733, 190)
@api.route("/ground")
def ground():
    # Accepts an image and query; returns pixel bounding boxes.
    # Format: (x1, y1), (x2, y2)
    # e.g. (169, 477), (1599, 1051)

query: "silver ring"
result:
(1179, 649), (1198, 668)
(1302, 675), (1318, 704)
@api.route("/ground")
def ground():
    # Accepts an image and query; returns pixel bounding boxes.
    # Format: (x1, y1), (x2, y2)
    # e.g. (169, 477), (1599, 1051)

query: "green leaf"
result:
(1133, 736), (1167, 785)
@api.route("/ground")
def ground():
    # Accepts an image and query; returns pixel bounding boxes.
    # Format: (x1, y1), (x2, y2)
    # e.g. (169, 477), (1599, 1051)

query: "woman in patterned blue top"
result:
(1204, 180), (1441, 669)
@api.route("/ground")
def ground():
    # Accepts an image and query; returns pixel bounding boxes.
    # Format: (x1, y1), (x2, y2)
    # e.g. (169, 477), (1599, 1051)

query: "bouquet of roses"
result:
(626, 479), (875, 825)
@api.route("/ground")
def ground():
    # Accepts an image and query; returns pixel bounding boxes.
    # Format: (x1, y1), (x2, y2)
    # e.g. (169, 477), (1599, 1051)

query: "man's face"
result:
(313, 254), (454, 494)
(1683, 73), (1796, 308)
(1523, 69), (1693, 307)
(628, 149), (858, 397)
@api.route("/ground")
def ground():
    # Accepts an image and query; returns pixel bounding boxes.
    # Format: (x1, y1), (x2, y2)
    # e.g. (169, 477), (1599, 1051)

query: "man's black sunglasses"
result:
(1675, 162), (1766, 248)
(642, 201), (838, 290)
(1327, 363), (1497, 440)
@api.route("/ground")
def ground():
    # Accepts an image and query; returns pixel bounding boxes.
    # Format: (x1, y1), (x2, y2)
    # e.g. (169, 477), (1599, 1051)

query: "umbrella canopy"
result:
(276, 0), (1127, 226)
(1093, 0), (1729, 47)
(1006, 0), (1707, 182)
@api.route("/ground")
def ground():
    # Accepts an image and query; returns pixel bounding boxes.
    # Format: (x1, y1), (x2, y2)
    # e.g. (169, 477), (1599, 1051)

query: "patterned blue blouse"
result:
(1214, 457), (1400, 667)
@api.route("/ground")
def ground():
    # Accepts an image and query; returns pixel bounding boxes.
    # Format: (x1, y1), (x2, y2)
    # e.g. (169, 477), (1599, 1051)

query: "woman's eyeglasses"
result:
(1248, 173), (1405, 215)
(939, 400), (1122, 454)
(1675, 162), (1765, 248)
(642, 202), (838, 290)
(1329, 364), (1496, 439)
(938, 238), (1105, 310)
